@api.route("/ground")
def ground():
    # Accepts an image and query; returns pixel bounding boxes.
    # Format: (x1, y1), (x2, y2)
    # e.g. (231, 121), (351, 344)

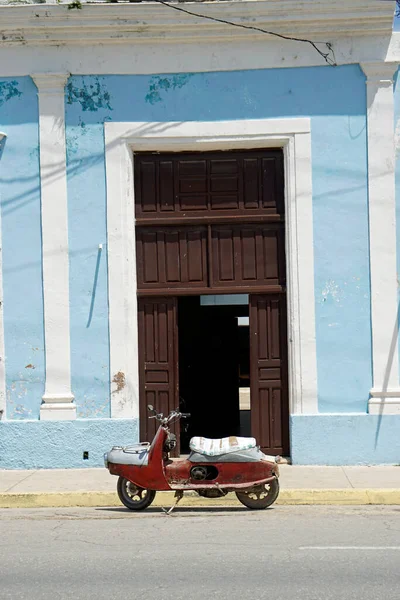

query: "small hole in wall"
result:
(83, 451), (89, 460)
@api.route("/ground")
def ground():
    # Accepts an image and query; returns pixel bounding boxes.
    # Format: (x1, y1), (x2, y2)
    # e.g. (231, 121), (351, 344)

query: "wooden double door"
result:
(138, 295), (289, 456)
(135, 149), (289, 456)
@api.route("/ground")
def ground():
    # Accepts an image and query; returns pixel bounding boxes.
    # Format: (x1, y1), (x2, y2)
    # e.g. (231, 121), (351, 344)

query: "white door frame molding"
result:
(31, 73), (76, 421)
(104, 118), (318, 418)
(361, 61), (400, 415)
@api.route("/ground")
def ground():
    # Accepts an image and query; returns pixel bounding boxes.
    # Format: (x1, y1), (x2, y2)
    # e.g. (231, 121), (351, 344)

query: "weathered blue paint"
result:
(66, 77), (112, 419)
(0, 76), (45, 420)
(0, 80), (22, 107)
(0, 66), (377, 467)
(64, 66), (371, 421)
(145, 74), (194, 104)
(0, 418), (139, 469)
(291, 415), (400, 465)
(66, 77), (112, 112)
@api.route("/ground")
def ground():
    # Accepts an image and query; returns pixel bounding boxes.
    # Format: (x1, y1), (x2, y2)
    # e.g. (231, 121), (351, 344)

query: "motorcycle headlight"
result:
(103, 453), (109, 469)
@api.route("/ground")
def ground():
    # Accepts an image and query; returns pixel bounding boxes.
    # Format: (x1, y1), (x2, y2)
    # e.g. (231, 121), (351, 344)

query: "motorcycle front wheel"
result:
(235, 478), (279, 510)
(117, 476), (156, 511)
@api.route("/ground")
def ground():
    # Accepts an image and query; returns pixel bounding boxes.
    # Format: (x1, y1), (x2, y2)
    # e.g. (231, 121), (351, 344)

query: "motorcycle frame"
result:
(108, 422), (279, 493)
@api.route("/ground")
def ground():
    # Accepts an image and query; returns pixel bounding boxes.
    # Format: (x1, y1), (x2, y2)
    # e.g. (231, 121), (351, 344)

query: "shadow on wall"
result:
(374, 299), (400, 449)
(1, 66), (367, 218)
(0, 120), (180, 219)
(0, 135), (6, 160)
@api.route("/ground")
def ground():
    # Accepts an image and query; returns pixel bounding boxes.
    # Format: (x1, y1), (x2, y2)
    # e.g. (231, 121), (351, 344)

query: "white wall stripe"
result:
(361, 62), (400, 415)
(104, 118), (318, 418)
(31, 73), (76, 421)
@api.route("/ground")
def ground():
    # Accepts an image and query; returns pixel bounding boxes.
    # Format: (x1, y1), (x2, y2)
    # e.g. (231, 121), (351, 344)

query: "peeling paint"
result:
(66, 78), (112, 112)
(321, 280), (341, 304)
(77, 395), (109, 419)
(9, 404), (32, 419)
(112, 371), (125, 393)
(66, 117), (88, 155)
(0, 80), (22, 107)
(145, 74), (193, 104)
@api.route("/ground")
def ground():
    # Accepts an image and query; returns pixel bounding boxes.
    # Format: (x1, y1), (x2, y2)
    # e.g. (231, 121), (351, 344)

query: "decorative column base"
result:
(40, 393), (77, 421)
(369, 390), (400, 415)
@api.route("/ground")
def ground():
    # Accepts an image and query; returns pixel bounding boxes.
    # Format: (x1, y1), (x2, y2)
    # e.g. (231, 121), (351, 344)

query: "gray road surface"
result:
(1, 505), (399, 600)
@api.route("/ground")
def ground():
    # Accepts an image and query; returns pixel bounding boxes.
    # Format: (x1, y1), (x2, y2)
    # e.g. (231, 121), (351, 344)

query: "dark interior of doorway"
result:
(178, 296), (250, 454)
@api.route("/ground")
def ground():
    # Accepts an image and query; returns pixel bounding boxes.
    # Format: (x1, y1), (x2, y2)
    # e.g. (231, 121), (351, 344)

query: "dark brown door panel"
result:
(138, 297), (179, 453)
(136, 227), (207, 290)
(250, 294), (289, 455)
(211, 224), (285, 289)
(134, 150), (284, 222)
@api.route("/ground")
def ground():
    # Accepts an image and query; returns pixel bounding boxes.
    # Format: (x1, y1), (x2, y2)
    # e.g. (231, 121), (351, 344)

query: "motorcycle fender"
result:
(108, 462), (171, 491)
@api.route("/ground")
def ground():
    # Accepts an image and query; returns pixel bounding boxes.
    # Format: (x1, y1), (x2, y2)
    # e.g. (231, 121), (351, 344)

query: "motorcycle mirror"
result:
(147, 405), (154, 412)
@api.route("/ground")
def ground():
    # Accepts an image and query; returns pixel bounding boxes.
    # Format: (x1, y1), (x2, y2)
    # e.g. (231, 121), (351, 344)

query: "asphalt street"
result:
(0, 505), (399, 600)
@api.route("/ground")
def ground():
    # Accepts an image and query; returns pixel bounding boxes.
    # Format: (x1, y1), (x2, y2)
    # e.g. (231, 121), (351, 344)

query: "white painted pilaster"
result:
(32, 73), (76, 421)
(0, 131), (6, 420)
(361, 62), (400, 415)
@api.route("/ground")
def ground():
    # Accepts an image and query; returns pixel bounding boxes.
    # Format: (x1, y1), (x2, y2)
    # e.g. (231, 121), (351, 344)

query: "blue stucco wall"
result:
(65, 65), (371, 418)
(291, 415), (400, 465)
(0, 418), (138, 469)
(66, 84), (111, 419)
(0, 77), (45, 420)
(1, 65), (389, 467)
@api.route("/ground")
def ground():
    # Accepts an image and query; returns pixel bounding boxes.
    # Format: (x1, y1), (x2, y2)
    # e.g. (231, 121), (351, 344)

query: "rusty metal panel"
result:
(136, 226), (208, 290)
(138, 298), (179, 453)
(211, 224), (285, 289)
(250, 294), (289, 455)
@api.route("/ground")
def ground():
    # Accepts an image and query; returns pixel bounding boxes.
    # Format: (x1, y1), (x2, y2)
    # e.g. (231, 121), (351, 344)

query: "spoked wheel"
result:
(117, 477), (156, 511)
(235, 478), (280, 510)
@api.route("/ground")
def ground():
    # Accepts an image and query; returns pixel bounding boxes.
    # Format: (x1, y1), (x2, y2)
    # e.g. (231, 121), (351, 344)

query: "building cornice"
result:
(31, 73), (70, 94)
(361, 61), (399, 84)
(0, 0), (395, 47)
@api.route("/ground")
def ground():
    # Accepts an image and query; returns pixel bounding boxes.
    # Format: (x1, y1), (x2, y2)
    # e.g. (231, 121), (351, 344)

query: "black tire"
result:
(117, 477), (156, 511)
(235, 478), (280, 510)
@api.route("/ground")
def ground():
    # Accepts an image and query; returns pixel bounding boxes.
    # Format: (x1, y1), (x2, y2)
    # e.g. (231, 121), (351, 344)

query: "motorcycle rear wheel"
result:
(235, 478), (279, 510)
(117, 477), (156, 511)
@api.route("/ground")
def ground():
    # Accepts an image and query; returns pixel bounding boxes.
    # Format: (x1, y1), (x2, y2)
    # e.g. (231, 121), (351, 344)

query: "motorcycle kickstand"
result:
(162, 491), (184, 515)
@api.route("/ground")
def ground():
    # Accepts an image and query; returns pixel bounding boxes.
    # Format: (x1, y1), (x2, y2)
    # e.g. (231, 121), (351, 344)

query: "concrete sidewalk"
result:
(1, 465), (400, 508)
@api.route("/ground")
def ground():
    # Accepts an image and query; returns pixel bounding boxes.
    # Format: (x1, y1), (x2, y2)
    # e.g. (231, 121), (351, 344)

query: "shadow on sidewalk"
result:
(95, 506), (276, 514)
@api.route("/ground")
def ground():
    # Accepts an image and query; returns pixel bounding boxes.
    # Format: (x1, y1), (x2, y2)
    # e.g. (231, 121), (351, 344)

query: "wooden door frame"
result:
(104, 118), (318, 423)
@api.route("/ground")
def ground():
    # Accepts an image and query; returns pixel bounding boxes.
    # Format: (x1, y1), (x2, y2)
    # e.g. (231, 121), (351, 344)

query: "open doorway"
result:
(178, 295), (250, 454)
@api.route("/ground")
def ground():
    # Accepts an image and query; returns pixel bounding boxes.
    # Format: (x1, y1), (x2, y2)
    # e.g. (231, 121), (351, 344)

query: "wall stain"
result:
(0, 80), (22, 107)
(29, 146), (39, 162)
(77, 395), (109, 419)
(66, 117), (88, 156)
(25, 364), (35, 369)
(66, 78), (112, 112)
(112, 371), (126, 393)
(9, 404), (32, 419)
(145, 74), (193, 104)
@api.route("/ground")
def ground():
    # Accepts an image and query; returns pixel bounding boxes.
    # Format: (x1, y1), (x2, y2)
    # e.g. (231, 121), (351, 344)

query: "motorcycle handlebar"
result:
(148, 409), (191, 424)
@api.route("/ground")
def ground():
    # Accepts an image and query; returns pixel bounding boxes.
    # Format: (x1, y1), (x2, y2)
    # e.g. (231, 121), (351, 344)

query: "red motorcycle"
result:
(104, 406), (280, 512)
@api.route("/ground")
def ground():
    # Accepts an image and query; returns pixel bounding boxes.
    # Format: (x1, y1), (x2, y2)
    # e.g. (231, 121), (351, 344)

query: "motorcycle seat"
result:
(189, 435), (256, 456)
